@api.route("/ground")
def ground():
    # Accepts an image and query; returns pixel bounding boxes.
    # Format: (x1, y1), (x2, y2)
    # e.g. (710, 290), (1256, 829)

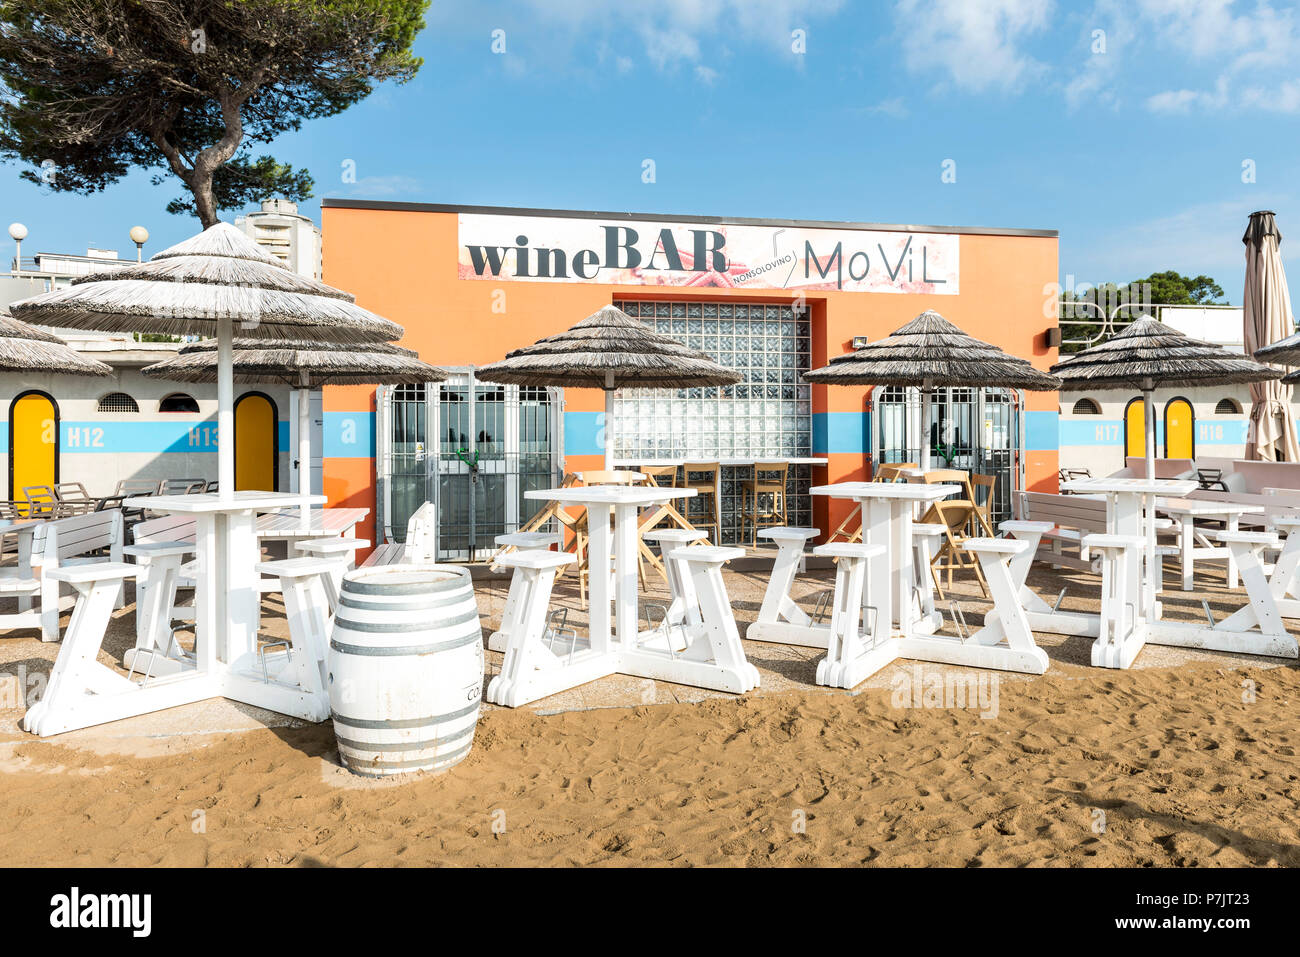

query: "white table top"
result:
(525, 486), (697, 506)
(1158, 498), (1264, 516)
(133, 491), (328, 513)
(256, 507), (369, 537)
(1063, 477), (1198, 496)
(810, 481), (962, 501)
(616, 457), (828, 467)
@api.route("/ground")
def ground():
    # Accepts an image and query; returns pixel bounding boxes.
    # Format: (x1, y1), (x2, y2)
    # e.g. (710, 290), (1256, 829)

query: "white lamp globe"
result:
(8, 223), (28, 241)
(129, 225), (149, 245)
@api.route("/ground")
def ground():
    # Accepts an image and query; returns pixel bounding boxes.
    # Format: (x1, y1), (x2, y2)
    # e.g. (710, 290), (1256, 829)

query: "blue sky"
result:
(4, 0), (1299, 299)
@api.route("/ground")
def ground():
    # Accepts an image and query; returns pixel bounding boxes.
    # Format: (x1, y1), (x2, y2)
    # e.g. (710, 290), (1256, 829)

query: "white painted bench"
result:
(810, 542), (888, 688)
(0, 509), (126, 643)
(359, 501), (437, 568)
(1018, 491), (1108, 571)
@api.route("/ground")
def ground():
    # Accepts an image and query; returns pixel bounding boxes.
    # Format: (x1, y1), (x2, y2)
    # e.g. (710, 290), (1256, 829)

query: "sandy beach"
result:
(0, 559), (1296, 868)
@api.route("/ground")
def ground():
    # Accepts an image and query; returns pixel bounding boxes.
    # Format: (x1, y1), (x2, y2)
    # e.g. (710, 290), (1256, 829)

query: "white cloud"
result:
(344, 175), (422, 198)
(894, 0), (1053, 93)
(519, 0), (844, 73)
(861, 96), (909, 117)
(694, 64), (719, 85)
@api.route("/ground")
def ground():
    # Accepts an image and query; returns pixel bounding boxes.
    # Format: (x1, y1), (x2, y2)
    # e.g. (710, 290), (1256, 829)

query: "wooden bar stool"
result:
(741, 461), (789, 545)
(746, 526), (823, 645)
(682, 462), (721, 544)
(810, 541), (887, 689)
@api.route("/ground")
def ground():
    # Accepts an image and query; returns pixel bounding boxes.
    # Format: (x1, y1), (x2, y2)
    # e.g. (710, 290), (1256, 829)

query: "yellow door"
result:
(235, 393), (276, 491)
(1124, 398), (1145, 459)
(1165, 398), (1194, 459)
(10, 392), (57, 503)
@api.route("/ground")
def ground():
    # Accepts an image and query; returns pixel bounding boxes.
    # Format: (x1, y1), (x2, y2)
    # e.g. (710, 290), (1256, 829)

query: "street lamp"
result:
(129, 225), (149, 262)
(8, 222), (27, 275)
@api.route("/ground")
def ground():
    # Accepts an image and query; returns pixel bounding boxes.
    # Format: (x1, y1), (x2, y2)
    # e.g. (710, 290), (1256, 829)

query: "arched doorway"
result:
(1164, 396), (1195, 459)
(1124, 396), (1145, 460)
(234, 392), (277, 491)
(9, 390), (58, 501)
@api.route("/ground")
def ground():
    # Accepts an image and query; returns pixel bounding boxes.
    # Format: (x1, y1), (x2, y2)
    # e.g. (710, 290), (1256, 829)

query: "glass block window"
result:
(611, 299), (813, 542)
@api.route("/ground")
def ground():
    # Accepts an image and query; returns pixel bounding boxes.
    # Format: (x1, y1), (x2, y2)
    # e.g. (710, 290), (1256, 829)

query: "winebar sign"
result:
(457, 213), (959, 294)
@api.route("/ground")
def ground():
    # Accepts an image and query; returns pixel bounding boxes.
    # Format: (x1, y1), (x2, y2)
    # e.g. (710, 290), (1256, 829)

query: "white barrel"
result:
(328, 564), (483, 777)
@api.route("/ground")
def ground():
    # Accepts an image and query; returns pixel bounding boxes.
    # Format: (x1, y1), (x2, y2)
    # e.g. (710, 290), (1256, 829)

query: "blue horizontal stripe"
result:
(564, 411), (603, 458)
(1025, 410), (1058, 451)
(54, 420), (288, 454)
(323, 411), (375, 458)
(812, 412), (868, 455)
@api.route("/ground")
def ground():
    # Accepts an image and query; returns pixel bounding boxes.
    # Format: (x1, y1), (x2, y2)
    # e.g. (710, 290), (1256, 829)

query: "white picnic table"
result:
(1061, 477), (1298, 668)
(24, 491), (335, 735)
(486, 483), (759, 707)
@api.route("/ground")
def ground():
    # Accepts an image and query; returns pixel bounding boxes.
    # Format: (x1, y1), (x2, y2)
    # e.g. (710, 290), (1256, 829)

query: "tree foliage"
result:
(0, 0), (427, 226)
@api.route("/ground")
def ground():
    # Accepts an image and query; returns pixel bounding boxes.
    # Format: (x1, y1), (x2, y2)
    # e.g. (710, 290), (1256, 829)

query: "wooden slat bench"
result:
(1018, 491), (1109, 571)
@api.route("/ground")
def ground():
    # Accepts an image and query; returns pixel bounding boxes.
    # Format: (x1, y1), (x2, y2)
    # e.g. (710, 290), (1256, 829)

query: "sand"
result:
(0, 560), (1297, 867)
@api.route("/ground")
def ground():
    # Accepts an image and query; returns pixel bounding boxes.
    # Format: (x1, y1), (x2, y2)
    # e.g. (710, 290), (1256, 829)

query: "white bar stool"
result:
(487, 549), (586, 708)
(122, 540), (195, 674)
(810, 541), (887, 688)
(23, 563), (140, 737)
(255, 557), (335, 698)
(643, 528), (707, 632)
(1082, 532), (1144, 668)
(746, 526), (823, 645)
(295, 537), (369, 613)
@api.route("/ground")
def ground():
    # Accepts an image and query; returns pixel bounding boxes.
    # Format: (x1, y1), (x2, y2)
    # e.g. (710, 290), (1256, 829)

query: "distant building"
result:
(234, 199), (322, 279)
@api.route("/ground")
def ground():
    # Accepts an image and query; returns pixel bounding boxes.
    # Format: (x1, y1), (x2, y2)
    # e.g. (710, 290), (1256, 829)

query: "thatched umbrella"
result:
(474, 304), (741, 469)
(1052, 316), (1279, 477)
(142, 338), (447, 519)
(0, 308), (113, 377)
(1243, 211), (1300, 461)
(9, 222), (402, 497)
(803, 309), (1061, 471)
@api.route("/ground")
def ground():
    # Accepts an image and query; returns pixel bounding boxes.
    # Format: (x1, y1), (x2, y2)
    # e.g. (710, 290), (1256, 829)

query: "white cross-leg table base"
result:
(1145, 530), (1299, 660)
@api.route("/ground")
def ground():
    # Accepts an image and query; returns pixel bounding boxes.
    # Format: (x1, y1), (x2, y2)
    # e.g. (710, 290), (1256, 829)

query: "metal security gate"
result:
(871, 385), (1021, 526)
(377, 374), (561, 561)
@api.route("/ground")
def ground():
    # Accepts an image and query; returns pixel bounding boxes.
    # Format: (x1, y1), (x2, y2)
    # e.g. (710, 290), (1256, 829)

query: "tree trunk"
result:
(191, 171), (219, 229)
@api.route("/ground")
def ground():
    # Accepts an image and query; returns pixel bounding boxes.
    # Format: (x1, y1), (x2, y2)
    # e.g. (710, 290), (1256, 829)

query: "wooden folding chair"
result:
(920, 499), (988, 599)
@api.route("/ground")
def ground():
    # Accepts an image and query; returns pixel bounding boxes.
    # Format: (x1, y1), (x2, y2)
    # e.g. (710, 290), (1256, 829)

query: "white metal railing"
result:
(1058, 301), (1239, 350)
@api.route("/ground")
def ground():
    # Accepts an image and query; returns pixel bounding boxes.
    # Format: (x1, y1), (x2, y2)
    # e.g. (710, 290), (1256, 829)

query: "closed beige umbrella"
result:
(1243, 211), (1300, 461)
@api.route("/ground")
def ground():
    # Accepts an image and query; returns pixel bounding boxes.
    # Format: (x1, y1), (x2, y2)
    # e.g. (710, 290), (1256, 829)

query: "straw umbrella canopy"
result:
(142, 338), (447, 516)
(8, 222), (402, 497)
(474, 304), (741, 469)
(1242, 211), (1300, 462)
(1051, 316), (1280, 478)
(0, 308), (112, 377)
(803, 309), (1062, 471)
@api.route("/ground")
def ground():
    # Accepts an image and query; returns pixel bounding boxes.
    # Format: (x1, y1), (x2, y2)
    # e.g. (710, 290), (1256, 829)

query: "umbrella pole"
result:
(217, 316), (234, 500)
(298, 380), (312, 525)
(1143, 383), (1156, 480)
(919, 381), (932, 472)
(603, 373), (616, 471)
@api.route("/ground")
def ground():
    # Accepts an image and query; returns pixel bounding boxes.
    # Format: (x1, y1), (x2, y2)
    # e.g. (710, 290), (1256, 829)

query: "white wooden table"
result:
(487, 484), (760, 706)
(1157, 498), (1263, 591)
(256, 507), (369, 549)
(794, 482), (1051, 687)
(1062, 477), (1298, 668)
(23, 491), (333, 735)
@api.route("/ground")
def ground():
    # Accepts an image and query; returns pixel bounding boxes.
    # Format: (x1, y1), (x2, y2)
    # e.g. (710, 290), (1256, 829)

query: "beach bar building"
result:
(318, 201), (1061, 559)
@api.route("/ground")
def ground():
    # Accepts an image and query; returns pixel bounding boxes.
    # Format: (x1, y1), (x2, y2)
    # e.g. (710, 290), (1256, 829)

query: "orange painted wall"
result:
(320, 204), (1059, 551)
